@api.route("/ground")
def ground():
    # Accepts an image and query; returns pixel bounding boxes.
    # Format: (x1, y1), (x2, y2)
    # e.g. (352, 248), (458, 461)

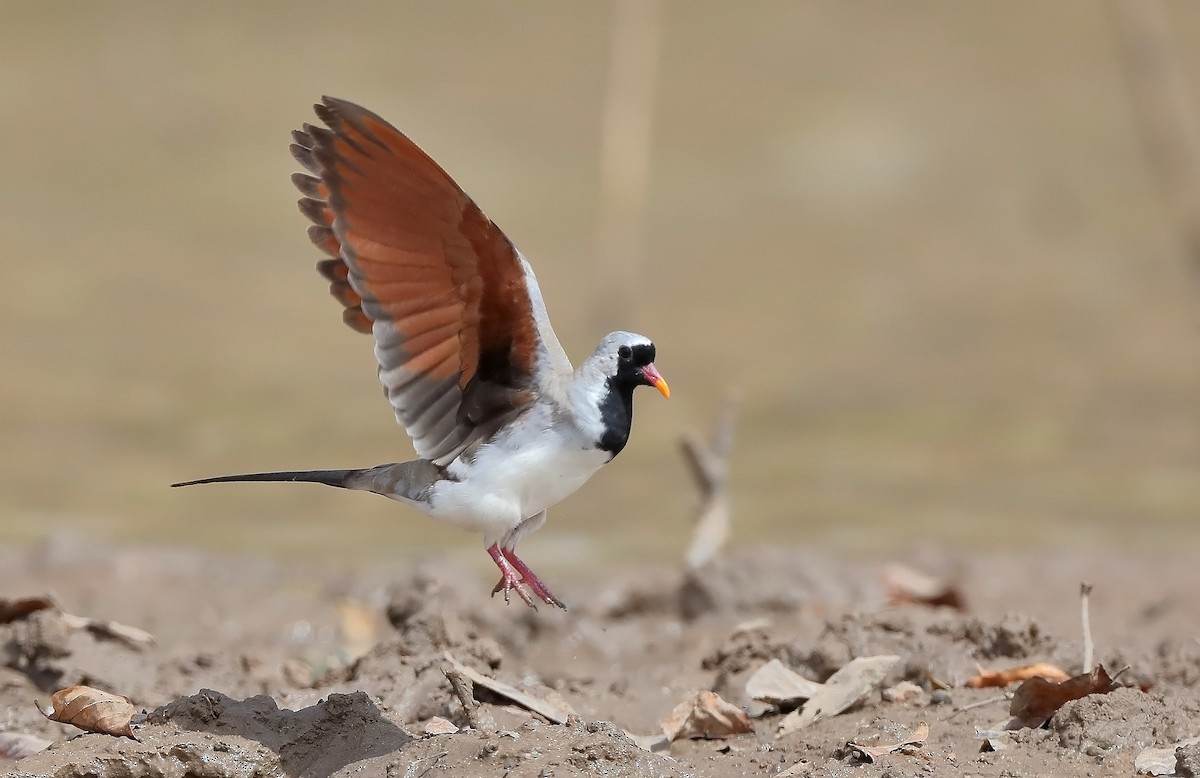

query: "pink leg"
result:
(485, 544), (567, 610)
(487, 543), (535, 608)
(502, 548), (566, 610)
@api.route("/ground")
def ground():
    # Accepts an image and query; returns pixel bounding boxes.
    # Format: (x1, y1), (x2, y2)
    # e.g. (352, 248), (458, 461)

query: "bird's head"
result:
(592, 331), (670, 398)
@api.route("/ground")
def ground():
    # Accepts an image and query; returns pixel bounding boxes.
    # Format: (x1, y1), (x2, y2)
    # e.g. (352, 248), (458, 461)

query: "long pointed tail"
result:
(171, 469), (358, 489)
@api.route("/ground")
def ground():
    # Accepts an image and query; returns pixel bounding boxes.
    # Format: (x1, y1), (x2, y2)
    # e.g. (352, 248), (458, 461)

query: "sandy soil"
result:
(2, 538), (1199, 777)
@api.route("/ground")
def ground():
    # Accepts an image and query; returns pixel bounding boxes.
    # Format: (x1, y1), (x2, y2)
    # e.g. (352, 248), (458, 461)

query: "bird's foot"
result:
(487, 544), (537, 608)
(486, 544), (566, 610)
(502, 547), (567, 610)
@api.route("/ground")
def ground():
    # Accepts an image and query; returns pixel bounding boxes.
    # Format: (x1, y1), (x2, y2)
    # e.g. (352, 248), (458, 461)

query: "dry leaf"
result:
(882, 564), (965, 610)
(661, 690), (753, 741)
(778, 655), (901, 736)
(1134, 737), (1200, 776)
(1009, 665), (1116, 729)
(41, 685), (139, 740)
(423, 716), (459, 736)
(1134, 746), (1179, 776)
(847, 721), (930, 763)
(745, 659), (823, 706)
(0, 596), (56, 624)
(0, 732), (53, 759)
(966, 662), (1069, 689)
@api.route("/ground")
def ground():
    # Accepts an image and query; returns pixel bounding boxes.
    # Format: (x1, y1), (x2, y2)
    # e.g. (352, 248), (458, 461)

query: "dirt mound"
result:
(4, 544), (1200, 777)
(11, 693), (677, 778)
(1051, 687), (1199, 752)
(9, 689), (412, 778)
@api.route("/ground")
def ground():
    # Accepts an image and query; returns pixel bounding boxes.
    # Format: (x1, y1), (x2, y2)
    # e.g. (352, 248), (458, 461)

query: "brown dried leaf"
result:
(847, 721), (930, 763)
(661, 690), (753, 741)
(0, 732), (53, 759)
(966, 662), (1070, 689)
(778, 655), (901, 736)
(0, 596), (56, 624)
(882, 564), (965, 611)
(41, 685), (139, 740)
(1009, 665), (1116, 728)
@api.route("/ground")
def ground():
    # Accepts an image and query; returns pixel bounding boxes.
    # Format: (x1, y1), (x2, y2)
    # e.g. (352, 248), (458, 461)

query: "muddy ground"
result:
(2, 538), (1199, 778)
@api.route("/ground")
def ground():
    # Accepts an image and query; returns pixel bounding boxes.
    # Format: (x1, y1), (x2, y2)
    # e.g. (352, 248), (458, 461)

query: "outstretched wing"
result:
(291, 97), (572, 465)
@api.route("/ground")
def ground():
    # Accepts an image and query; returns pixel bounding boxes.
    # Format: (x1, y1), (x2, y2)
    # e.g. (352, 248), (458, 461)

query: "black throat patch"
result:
(596, 376), (636, 457)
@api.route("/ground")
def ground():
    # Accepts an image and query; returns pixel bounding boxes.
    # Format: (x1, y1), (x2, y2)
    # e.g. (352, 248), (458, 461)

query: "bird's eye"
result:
(618, 345), (632, 360)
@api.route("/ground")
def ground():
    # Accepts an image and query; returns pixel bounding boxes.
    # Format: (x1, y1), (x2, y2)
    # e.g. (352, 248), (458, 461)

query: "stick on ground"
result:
(442, 653), (571, 725)
(441, 660), (496, 731)
(1080, 582), (1095, 671)
(949, 694), (1011, 719)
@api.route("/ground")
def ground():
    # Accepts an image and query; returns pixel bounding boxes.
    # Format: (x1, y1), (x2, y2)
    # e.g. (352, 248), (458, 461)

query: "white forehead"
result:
(598, 331), (653, 350)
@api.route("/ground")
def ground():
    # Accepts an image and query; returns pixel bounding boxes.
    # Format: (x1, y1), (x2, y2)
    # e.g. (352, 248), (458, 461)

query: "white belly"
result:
(424, 412), (611, 544)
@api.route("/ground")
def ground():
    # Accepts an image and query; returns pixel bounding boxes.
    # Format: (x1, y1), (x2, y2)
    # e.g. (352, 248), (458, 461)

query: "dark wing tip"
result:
(320, 95), (358, 115)
(315, 97), (394, 152)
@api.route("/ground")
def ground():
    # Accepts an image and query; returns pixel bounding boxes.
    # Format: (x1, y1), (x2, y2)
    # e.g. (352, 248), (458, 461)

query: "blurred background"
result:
(2, 1), (1199, 571)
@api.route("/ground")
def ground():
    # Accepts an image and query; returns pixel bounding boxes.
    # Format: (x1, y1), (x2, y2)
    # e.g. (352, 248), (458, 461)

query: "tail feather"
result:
(171, 469), (358, 489)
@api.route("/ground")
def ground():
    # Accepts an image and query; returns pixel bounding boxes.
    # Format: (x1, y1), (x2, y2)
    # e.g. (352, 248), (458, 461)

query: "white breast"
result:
(422, 403), (612, 544)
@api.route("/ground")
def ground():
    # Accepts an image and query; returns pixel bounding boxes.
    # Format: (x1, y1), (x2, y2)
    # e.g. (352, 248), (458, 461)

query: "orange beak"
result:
(642, 363), (670, 399)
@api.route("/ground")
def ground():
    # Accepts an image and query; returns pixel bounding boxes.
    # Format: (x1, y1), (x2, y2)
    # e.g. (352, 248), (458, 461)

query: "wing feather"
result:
(293, 97), (571, 463)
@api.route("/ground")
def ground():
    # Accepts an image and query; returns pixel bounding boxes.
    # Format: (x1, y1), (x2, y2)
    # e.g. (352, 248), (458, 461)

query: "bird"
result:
(172, 97), (669, 609)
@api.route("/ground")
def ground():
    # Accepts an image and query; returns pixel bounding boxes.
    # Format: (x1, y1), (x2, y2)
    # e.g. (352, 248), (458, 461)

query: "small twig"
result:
(442, 653), (569, 725)
(949, 694), (1011, 719)
(441, 661), (495, 731)
(682, 392), (739, 569)
(1110, 664), (1132, 684)
(679, 433), (720, 494)
(924, 670), (953, 691)
(0, 596), (155, 650)
(60, 613), (156, 650)
(1080, 582), (1094, 671)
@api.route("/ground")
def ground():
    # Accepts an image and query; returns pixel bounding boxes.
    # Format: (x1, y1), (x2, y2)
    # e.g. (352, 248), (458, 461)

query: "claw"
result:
(485, 543), (565, 610)
(491, 572), (535, 608)
(486, 544), (538, 609)
(500, 547), (566, 610)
